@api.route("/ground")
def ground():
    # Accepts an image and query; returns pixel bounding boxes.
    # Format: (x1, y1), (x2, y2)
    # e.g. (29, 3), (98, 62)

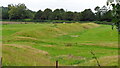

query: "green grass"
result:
(2, 22), (118, 66)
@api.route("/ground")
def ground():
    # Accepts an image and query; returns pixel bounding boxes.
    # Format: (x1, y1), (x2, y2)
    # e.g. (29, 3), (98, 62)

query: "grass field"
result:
(0, 24), (2, 57)
(2, 22), (118, 66)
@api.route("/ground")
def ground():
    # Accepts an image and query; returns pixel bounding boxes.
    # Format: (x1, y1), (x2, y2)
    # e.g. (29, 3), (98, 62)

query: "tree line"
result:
(1, 3), (114, 22)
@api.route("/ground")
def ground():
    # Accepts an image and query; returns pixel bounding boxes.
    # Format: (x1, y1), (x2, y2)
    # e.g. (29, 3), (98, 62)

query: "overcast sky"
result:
(0, 0), (107, 12)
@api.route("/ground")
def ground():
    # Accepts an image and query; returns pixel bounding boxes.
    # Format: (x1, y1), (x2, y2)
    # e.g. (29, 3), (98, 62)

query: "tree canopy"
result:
(80, 9), (95, 21)
(8, 3), (34, 20)
(1, 3), (114, 22)
(107, 0), (120, 32)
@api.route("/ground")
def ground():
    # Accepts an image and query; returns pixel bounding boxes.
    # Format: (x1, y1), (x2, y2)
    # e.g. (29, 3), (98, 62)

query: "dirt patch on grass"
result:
(70, 35), (79, 37)
(43, 45), (55, 47)
(80, 42), (118, 48)
(67, 54), (86, 60)
(56, 54), (86, 60)
(15, 36), (38, 40)
(3, 44), (48, 55)
(2, 22), (33, 24)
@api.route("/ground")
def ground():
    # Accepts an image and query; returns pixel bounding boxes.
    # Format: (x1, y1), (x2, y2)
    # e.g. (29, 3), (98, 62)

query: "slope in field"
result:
(2, 23), (118, 66)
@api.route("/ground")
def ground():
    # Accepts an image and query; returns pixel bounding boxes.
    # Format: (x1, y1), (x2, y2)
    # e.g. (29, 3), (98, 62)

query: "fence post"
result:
(0, 57), (2, 68)
(90, 51), (101, 68)
(56, 60), (58, 68)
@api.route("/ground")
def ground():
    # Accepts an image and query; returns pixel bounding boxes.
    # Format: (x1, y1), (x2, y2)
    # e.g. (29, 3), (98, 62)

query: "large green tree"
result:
(53, 9), (60, 20)
(8, 3), (32, 20)
(59, 9), (66, 20)
(52, 9), (65, 20)
(34, 10), (43, 20)
(94, 6), (101, 21)
(100, 10), (112, 21)
(1, 6), (9, 19)
(65, 11), (74, 21)
(26, 9), (35, 19)
(72, 12), (80, 21)
(42, 8), (52, 20)
(107, 0), (120, 32)
(80, 9), (95, 21)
